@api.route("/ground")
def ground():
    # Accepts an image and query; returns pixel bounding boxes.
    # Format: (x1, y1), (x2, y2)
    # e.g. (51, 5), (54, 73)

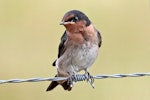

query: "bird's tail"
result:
(46, 75), (72, 91)
(46, 81), (59, 91)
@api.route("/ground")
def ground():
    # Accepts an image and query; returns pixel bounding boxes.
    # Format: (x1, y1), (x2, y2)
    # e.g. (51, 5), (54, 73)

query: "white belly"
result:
(56, 42), (99, 76)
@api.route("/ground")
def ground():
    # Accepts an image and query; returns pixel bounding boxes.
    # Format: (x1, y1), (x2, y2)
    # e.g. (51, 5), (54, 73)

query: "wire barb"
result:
(0, 72), (150, 84)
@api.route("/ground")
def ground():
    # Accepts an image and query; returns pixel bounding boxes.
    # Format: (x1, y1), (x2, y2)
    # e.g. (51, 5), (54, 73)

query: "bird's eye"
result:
(67, 16), (79, 22)
(73, 16), (78, 22)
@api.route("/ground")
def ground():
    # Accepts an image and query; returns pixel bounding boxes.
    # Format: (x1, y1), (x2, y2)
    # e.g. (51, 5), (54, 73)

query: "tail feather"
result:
(61, 81), (72, 91)
(46, 81), (59, 91)
(46, 75), (72, 91)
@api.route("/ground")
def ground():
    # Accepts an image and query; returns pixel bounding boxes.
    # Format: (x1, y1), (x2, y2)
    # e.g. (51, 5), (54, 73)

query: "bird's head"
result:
(60, 10), (91, 32)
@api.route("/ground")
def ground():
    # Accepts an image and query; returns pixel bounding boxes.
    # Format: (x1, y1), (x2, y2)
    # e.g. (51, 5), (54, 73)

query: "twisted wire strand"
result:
(0, 72), (150, 84)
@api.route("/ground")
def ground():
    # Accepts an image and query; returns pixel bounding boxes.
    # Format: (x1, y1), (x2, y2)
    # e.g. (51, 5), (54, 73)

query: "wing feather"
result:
(52, 31), (67, 66)
(97, 31), (102, 48)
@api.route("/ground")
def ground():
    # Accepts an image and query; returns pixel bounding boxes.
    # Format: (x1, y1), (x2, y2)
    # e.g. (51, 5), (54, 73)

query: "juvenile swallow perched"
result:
(46, 10), (102, 91)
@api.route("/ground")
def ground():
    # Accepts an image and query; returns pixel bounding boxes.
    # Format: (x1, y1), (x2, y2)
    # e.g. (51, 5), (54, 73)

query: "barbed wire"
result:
(0, 72), (150, 84)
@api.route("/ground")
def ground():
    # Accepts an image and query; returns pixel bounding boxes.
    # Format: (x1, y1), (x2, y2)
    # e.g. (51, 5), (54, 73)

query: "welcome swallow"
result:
(46, 10), (102, 91)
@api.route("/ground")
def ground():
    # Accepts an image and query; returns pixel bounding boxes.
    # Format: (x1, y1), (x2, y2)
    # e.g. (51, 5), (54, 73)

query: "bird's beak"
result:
(60, 21), (65, 25)
(60, 21), (75, 25)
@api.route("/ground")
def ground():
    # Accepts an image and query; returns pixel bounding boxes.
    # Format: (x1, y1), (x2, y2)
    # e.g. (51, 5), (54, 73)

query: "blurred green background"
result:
(0, 0), (150, 100)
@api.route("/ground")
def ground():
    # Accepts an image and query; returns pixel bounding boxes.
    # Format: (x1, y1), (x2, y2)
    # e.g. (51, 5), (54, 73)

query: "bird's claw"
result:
(67, 74), (77, 87)
(85, 72), (94, 88)
(67, 73), (94, 88)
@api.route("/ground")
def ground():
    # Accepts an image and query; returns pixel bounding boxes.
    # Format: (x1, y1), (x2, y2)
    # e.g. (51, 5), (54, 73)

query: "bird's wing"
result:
(97, 31), (102, 48)
(52, 31), (67, 66)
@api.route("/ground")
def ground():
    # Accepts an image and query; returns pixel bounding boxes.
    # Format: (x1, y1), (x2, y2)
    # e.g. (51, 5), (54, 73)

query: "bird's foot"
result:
(85, 72), (94, 88)
(67, 74), (77, 88)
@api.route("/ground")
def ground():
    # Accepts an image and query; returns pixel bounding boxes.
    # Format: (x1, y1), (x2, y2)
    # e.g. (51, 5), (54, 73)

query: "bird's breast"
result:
(67, 32), (85, 44)
(56, 41), (99, 76)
